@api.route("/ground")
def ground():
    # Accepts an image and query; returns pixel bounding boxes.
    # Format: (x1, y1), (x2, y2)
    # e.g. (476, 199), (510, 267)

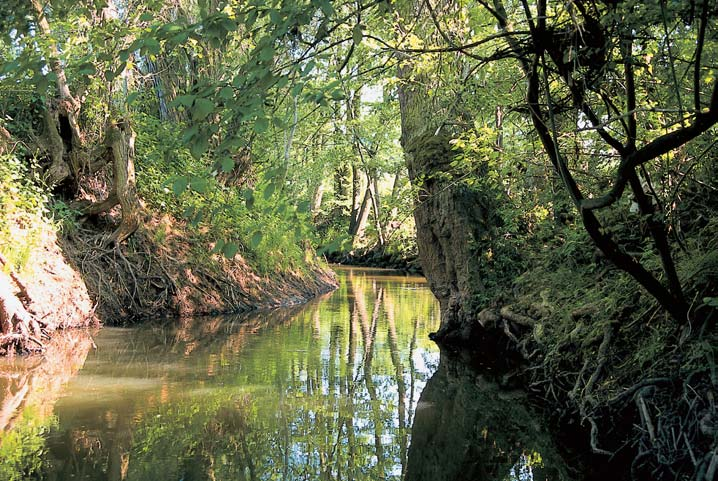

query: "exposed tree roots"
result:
(437, 298), (717, 481)
(60, 218), (337, 325)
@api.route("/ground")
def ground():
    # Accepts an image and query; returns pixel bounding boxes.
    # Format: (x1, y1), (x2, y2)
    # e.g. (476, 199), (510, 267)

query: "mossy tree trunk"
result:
(396, 2), (498, 342)
(30, 0), (84, 188)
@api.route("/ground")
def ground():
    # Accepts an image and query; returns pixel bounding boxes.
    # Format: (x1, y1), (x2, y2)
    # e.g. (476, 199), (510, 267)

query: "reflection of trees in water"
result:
(0, 330), (95, 480)
(23, 269), (439, 481)
(406, 349), (571, 481)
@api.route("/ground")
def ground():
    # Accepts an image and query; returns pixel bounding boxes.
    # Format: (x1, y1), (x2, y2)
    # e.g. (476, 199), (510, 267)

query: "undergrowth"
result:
(133, 113), (315, 275)
(497, 213), (718, 479)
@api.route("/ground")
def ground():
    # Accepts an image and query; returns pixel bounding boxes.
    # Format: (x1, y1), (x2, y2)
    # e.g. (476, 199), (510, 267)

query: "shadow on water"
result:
(406, 348), (572, 481)
(0, 267), (572, 480)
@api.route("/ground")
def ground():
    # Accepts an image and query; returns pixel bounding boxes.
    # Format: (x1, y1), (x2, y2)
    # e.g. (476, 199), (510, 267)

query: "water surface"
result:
(2, 267), (440, 480)
(1, 267), (569, 481)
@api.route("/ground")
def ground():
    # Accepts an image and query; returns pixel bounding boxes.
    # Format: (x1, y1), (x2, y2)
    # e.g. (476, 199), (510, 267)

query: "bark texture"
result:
(404, 134), (492, 339)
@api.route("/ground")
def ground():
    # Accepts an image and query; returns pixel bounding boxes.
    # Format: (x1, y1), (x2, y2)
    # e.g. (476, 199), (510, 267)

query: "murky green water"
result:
(0, 267), (569, 481)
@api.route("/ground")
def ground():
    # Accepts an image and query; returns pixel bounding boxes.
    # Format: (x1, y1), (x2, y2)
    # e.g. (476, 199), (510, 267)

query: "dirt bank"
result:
(1, 206), (336, 355)
(59, 212), (337, 325)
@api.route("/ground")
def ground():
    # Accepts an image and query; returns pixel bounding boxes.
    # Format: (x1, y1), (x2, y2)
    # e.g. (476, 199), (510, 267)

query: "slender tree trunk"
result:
(348, 164), (363, 234)
(311, 179), (325, 218)
(495, 105), (504, 150)
(351, 187), (372, 246)
(367, 175), (385, 248)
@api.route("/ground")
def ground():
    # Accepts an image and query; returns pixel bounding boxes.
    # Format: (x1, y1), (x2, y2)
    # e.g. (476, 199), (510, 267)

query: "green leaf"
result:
(2, 60), (20, 74)
(170, 32), (190, 45)
(190, 209), (204, 227)
(220, 157), (234, 173)
(183, 206), (196, 219)
(704, 297), (718, 308)
(254, 117), (269, 133)
(211, 239), (225, 253)
(139, 12), (153, 21)
(318, 0), (334, 17)
(268, 9), (281, 25)
(190, 136), (209, 159)
(181, 124), (199, 144)
(259, 45), (275, 62)
(250, 231), (263, 249)
(263, 182), (276, 200)
(276, 76), (289, 89)
(172, 177), (188, 196)
(222, 242), (239, 259)
(242, 189), (255, 209)
(126, 92), (140, 105)
(77, 63), (96, 75)
(144, 38), (161, 54)
(114, 63), (127, 78)
(296, 200), (310, 213)
(302, 60), (316, 75)
(192, 98), (215, 120)
(128, 39), (144, 51)
(291, 82), (304, 96)
(352, 23), (363, 45)
(174, 94), (196, 107)
(219, 86), (234, 100)
(189, 177), (208, 193)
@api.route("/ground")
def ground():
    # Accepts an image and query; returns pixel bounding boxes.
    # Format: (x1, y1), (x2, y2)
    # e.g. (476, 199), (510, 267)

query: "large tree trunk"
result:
(108, 120), (140, 243)
(396, 3), (495, 342)
(76, 120), (140, 244)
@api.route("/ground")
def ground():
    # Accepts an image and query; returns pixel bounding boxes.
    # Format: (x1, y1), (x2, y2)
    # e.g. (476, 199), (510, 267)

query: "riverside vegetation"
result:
(1, 0), (717, 479)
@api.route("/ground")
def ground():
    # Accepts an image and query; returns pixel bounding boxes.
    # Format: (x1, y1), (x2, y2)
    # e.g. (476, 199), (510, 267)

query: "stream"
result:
(0, 267), (569, 480)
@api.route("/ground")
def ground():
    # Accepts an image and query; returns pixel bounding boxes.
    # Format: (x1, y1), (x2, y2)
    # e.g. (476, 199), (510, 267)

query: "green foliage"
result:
(0, 408), (56, 481)
(0, 155), (55, 275)
(132, 113), (312, 273)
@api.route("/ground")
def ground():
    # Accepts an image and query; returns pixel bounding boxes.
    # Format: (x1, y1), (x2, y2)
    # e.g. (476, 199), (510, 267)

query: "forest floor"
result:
(447, 230), (718, 481)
